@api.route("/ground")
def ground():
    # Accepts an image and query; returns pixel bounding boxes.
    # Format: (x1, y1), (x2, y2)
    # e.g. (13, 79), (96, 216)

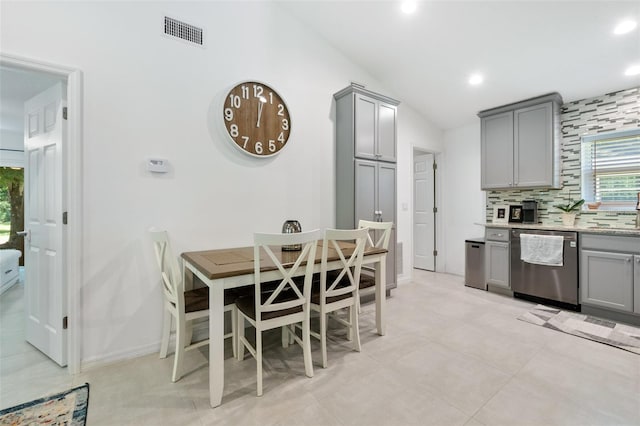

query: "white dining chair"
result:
(357, 220), (393, 311)
(149, 228), (236, 382)
(309, 228), (368, 368)
(235, 229), (320, 396)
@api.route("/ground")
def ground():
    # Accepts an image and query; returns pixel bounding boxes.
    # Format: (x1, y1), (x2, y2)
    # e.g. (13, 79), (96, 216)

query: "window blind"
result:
(581, 131), (640, 205)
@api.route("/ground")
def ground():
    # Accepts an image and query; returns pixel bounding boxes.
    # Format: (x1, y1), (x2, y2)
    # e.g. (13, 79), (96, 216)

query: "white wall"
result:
(0, 129), (23, 167)
(397, 105), (443, 280)
(1, 1), (442, 364)
(441, 122), (485, 276)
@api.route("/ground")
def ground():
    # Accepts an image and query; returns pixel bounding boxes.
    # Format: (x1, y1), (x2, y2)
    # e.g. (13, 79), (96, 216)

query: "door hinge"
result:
(433, 250), (438, 256)
(63, 107), (68, 120)
(433, 207), (438, 213)
(63, 316), (68, 330)
(433, 162), (437, 170)
(62, 211), (68, 225)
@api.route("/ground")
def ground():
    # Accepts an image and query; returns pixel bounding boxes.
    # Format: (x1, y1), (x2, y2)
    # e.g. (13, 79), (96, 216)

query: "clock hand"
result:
(256, 97), (267, 128)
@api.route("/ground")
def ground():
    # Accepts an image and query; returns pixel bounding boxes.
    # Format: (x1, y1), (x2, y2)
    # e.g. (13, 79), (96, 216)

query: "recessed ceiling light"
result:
(613, 19), (637, 35)
(401, 1), (417, 14)
(468, 74), (484, 86)
(624, 64), (640, 76)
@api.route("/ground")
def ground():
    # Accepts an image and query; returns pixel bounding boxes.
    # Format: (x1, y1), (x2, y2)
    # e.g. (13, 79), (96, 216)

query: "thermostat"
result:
(147, 158), (169, 173)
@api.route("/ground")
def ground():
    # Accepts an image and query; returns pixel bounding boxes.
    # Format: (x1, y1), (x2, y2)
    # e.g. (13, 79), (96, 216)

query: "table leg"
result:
(209, 280), (224, 407)
(375, 255), (386, 336)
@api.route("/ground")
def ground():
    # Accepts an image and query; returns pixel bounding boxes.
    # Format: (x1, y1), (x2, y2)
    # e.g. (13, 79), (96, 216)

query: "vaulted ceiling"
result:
(281, 0), (640, 130)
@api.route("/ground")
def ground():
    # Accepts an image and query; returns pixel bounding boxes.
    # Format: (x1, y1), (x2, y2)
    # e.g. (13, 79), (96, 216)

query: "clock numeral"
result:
(253, 84), (263, 98)
(277, 104), (285, 116)
(268, 140), (276, 152)
(255, 141), (263, 154)
(269, 92), (274, 104)
(241, 136), (250, 148)
(224, 108), (234, 121)
(281, 119), (289, 130)
(278, 132), (285, 143)
(241, 85), (249, 99)
(229, 94), (241, 108)
(230, 124), (239, 137)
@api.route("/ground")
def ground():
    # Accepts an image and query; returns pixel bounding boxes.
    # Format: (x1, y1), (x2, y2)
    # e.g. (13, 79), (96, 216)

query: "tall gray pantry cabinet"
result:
(334, 84), (400, 291)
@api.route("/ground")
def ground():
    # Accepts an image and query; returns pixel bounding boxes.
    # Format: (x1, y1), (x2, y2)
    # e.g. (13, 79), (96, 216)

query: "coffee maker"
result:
(522, 200), (538, 224)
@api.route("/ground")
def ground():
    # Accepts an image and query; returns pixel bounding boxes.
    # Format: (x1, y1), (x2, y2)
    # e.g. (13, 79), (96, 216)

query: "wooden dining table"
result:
(181, 240), (388, 408)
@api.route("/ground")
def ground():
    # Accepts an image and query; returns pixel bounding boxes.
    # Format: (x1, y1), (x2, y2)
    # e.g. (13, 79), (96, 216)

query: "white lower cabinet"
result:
(485, 241), (510, 289)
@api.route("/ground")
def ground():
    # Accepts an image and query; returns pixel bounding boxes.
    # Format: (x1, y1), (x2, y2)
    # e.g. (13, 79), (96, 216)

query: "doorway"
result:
(413, 149), (438, 271)
(0, 54), (82, 374)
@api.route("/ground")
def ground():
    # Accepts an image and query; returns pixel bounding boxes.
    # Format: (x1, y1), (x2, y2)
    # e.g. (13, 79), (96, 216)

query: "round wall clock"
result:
(222, 81), (291, 157)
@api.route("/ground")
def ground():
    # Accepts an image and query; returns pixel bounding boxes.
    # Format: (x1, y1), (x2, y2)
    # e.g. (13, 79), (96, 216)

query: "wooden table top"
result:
(182, 241), (386, 280)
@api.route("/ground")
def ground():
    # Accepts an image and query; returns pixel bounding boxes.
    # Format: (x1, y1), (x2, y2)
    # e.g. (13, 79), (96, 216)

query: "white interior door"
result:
(23, 82), (67, 367)
(413, 153), (435, 271)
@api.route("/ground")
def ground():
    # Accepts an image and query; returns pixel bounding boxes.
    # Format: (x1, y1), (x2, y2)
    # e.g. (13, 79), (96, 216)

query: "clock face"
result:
(222, 81), (291, 157)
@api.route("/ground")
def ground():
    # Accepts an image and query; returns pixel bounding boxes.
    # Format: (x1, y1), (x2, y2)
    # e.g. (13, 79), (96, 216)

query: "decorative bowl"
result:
(587, 202), (602, 210)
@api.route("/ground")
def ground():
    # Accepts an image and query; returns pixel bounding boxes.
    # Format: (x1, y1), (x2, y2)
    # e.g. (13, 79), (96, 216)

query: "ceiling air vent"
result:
(164, 16), (203, 46)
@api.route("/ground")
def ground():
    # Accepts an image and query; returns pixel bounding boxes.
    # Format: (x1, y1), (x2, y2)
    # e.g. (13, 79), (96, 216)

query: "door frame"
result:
(412, 147), (442, 272)
(1, 53), (83, 374)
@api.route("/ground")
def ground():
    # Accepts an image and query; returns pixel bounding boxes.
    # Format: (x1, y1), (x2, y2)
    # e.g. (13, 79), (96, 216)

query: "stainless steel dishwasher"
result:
(510, 228), (579, 310)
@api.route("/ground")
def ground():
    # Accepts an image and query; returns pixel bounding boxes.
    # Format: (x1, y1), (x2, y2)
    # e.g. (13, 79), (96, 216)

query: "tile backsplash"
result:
(486, 86), (640, 228)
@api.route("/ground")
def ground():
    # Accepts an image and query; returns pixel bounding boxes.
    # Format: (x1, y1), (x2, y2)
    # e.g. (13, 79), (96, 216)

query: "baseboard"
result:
(81, 321), (210, 371)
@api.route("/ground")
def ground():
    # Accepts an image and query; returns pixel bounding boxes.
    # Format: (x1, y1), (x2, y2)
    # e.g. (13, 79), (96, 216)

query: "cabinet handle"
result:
(626, 258), (631, 263)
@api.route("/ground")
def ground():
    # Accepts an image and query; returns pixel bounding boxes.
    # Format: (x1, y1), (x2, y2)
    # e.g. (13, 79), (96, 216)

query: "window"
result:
(581, 128), (640, 210)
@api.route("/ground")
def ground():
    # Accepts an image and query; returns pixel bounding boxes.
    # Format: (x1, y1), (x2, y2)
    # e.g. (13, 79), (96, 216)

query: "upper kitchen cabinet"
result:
(479, 93), (562, 190)
(334, 84), (399, 163)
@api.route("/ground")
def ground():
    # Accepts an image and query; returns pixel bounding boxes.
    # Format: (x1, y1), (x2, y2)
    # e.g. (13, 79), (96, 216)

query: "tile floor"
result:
(1, 270), (639, 425)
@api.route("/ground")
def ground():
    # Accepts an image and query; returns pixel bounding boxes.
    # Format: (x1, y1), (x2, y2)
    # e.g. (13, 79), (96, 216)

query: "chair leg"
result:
(172, 317), (187, 382)
(351, 305), (361, 353)
(160, 308), (171, 359)
(256, 329), (263, 397)
(185, 323), (194, 347)
(302, 316), (314, 378)
(320, 312), (328, 369)
(237, 310), (245, 361)
(231, 306), (237, 359)
(281, 326), (289, 348)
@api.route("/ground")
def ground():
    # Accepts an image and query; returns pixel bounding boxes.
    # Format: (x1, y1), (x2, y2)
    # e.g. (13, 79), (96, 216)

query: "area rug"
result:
(0, 383), (89, 425)
(519, 305), (640, 355)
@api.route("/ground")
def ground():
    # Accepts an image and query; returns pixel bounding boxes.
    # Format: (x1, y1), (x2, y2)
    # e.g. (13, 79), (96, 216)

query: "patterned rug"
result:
(0, 383), (89, 425)
(519, 305), (640, 355)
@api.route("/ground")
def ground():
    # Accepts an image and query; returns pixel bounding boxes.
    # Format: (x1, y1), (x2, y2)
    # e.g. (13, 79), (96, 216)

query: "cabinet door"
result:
(378, 163), (397, 289)
(377, 102), (397, 162)
(580, 250), (633, 312)
(485, 241), (510, 288)
(481, 111), (514, 189)
(514, 102), (553, 188)
(354, 94), (377, 160)
(635, 255), (640, 315)
(377, 162), (396, 224)
(355, 159), (377, 222)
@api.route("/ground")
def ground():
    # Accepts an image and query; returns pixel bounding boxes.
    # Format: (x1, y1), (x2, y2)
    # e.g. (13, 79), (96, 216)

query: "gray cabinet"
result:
(635, 256), (640, 315)
(581, 250), (634, 312)
(479, 93), (562, 190)
(580, 234), (640, 314)
(336, 84), (399, 163)
(335, 84), (400, 291)
(485, 227), (510, 289)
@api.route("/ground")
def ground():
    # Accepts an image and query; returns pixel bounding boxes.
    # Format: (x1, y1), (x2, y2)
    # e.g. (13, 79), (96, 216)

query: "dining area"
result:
(149, 220), (392, 408)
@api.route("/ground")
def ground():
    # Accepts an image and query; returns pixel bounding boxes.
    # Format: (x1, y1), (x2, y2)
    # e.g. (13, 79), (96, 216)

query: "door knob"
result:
(17, 230), (30, 242)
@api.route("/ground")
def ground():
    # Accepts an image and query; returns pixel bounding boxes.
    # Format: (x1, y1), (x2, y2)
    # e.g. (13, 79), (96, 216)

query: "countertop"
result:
(479, 222), (640, 236)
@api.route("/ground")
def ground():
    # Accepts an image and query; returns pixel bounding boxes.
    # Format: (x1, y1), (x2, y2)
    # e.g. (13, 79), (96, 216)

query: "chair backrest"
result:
(320, 228), (369, 302)
(358, 220), (393, 250)
(149, 228), (183, 308)
(253, 229), (321, 322)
